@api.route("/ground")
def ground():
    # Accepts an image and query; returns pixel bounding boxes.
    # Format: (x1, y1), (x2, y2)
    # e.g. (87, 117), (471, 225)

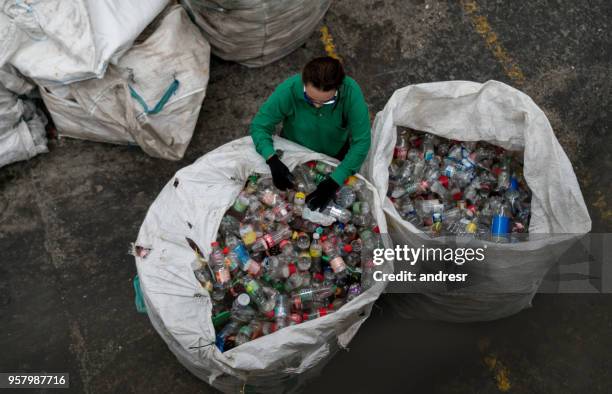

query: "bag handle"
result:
(129, 78), (180, 115)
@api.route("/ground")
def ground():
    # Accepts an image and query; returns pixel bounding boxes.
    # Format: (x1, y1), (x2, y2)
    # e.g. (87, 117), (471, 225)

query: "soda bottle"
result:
(244, 278), (274, 313)
(251, 226), (292, 253)
(228, 236), (262, 276)
(222, 247), (240, 274)
(209, 242), (231, 288)
(291, 285), (335, 310)
(326, 250), (348, 279)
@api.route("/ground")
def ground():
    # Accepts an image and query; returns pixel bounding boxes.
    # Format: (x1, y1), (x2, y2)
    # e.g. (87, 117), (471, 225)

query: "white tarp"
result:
(181, 0), (330, 67)
(39, 6), (211, 160)
(364, 80), (591, 322)
(0, 0), (169, 86)
(135, 136), (392, 392)
(0, 64), (47, 168)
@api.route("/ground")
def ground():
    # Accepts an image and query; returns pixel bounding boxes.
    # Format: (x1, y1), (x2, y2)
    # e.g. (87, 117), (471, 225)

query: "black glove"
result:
(266, 154), (295, 191)
(306, 177), (339, 211)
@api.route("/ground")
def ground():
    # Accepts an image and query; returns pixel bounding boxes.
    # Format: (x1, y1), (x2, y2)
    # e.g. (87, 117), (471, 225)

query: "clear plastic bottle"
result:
(231, 293), (257, 323)
(209, 242), (231, 287)
(222, 247), (240, 274)
(244, 278), (274, 313)
(423, 134), (435, 161)
(335, 185), (356, 208)
(258, 188), (282, 207)
(251, 226), (293, 253)
(230, 192), (250, 218)
(239, 222), (257, 247)
(272, 201), (292, 222)
(302, 307), (334, 321)
(326, 249), (348, 279)
(309, 232), (323, 261)
(234, 324), (254, 347)
(394, 130), (409, 161)
(274, 294), (291, 330)
(291, 285), (335, 310)
(230, 239), (261, 276)
(321, 204), (352, 223)
(297, 250), (312, 271)
(296, 232), (310, 250)
(314, 161), (334, 174)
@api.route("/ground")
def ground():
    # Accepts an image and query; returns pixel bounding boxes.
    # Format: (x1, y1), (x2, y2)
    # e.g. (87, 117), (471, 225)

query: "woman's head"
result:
(302, 56), (345, 107)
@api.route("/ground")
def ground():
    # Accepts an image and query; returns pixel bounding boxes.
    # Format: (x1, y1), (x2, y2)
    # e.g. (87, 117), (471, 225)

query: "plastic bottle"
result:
(326, 249), (348, 279)
(347, 283), (362, 301)
(216, 320), (241, 351)
(296, 232), (310, 250)
(394, 130), (409, 161)
(228, 236), (261, 276)
(231, 293), (257, 323)
(274, 294), (291, 330)
(251, 226), (293, 253)
(291, 285), (335, 310)
(244, 278), (274, 313)
(222, 247), (240, 274)
(297, 250), (312, 271)
(422, 134), (435, 161)
(234, 324), (254, 347)
(239, 222), (257, 247)
(258, 188), (282, 207)
(321, 204), (352, 223)
(209, 242), (231, 287)
(230, 192), (250, 218)
(272, 201), (292, 222)
(309, 232), (322, 260)
(302, 307), (333, 321)
(314, 161), (334, 174)
(335, 185), (356, 208)
(491, 200), (512, 242)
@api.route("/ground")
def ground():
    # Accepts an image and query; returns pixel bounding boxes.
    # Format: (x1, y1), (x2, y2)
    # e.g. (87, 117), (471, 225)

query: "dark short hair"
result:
(302, 56), (345, 91)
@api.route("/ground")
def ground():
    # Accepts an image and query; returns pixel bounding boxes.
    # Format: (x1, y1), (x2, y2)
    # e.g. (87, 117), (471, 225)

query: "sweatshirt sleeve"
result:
(330, 81), (371, 185)
(250, 81), (293, 160)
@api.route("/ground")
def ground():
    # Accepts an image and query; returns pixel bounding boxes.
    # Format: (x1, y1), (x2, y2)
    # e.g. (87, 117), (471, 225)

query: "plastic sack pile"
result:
(0, 2), (211, 161)
(0, 65), (47, 168)
(364, 80), (591, 322)
(134, 137), (391, 392)
(182, 0), (330, 67)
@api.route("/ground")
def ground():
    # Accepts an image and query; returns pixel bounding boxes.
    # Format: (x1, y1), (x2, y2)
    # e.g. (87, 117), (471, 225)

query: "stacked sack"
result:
(0, 1), (211, 160)
(182, 0), (330, 67)
(0, 64), (47, 168)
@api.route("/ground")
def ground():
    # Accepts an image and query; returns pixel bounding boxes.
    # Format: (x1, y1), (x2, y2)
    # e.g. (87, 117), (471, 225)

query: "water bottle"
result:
(274, 294), (291, 330)
(296, 232), (310, 250)
(297, 250), (312, 271)
(309, 232), (322, 261)
(394, 130), (409, 161)
(326, 249), (348, 279)
(222, 246), (240, 274)
(227, 236), (262, 276)
(335, 185), (356, 208)
(321, 204), (352, 223)
(209, 242), (231, 288)
(423, 134), (435, 161)
(231, 293), (257, 323)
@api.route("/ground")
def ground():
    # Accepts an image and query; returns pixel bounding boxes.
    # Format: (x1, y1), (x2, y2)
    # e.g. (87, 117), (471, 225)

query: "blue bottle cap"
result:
(509, 177), (519, 191)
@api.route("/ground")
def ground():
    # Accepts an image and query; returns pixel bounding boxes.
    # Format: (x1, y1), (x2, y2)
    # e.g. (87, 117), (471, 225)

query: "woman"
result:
(250, 56), (371, 211)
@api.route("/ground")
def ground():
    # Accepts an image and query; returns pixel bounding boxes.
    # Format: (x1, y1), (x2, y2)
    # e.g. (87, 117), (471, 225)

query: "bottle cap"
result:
(222, 247), (229, 255)
(211, 241), (219, 247)
(315, 227), (324, 234)
(373, 226), (380, 234)
(302, 312), (310, 320)
(237, 293), (250, 306)
(452, 191), (463, 201)
(322, 255), (330, 262)
(313, 233), (320, 240)
(265, 310), (275, 319)
(438, 175), (449, 188)
(343, 244), (353, 253)
(313, 272), (324, 282)
(321, 235), (327, 241)
(509, 177), (519, 191)
(319, 307), (328, 317)
(288, 263), (297, 276)
(306, 161), (316, 168)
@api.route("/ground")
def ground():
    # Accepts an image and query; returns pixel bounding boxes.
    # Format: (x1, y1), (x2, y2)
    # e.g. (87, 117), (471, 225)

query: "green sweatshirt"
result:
(250, 74), (371, 185)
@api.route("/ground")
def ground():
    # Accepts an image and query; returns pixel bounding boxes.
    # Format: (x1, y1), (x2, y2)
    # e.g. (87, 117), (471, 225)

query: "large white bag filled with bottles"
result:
(134, 136), (391, 392)
(0, 65), (47, 168)
(39, 5), (210, 160)
(364, 80), (591, 322)
(0, 0), (169, 86)
(181, 0), (330, 67)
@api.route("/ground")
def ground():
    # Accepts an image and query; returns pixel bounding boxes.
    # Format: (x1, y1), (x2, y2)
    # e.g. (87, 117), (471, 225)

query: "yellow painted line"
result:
(461, 0), (526, 85)
(319, 25), (342, 61)
(478, 337), (512, 392)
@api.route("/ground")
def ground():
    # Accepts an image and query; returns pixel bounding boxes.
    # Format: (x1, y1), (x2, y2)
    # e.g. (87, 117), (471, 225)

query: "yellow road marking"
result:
(479, 337), (512, 392)
(319, 25), (342, 61)
(461, 0), (526, 85)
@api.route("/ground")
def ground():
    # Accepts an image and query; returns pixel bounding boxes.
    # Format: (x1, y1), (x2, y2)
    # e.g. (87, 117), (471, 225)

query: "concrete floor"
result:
(1, 0), (611, 393)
